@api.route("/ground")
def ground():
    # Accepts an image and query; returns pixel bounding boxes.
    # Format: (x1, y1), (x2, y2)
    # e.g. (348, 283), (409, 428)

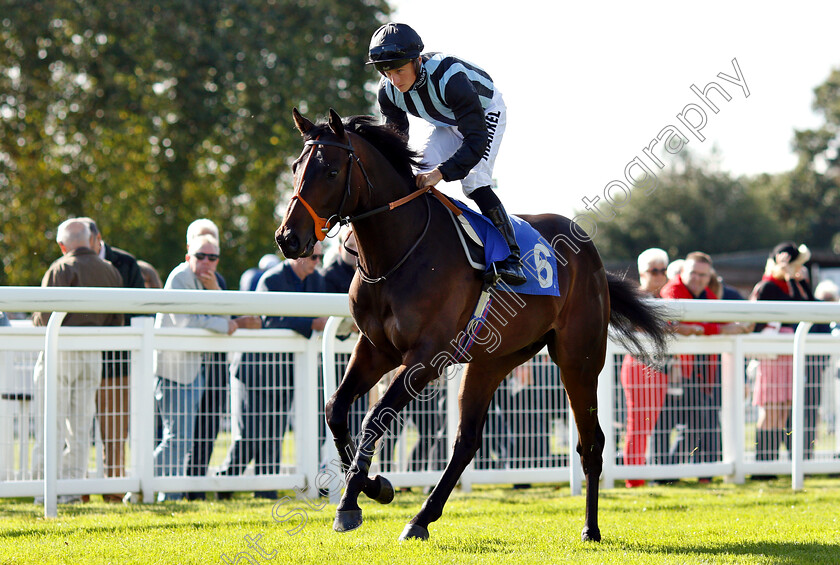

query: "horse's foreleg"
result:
(334, 357), (436, 533)
(399, 364), (501, 541)
(325, 336), (397, 504)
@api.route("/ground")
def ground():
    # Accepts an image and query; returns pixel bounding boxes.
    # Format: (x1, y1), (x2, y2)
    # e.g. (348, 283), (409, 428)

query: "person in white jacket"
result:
(153, 234), (256, 500)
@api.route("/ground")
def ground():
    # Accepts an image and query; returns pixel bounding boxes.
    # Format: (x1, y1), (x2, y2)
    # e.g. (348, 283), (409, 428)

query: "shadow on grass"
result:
(0, 499), (279, 539)
(432, 536), (840, 562)
(607, 540), (840, 564)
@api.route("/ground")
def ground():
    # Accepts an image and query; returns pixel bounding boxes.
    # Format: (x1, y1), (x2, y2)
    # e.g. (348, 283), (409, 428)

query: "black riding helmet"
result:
(366, 23), (424, 72)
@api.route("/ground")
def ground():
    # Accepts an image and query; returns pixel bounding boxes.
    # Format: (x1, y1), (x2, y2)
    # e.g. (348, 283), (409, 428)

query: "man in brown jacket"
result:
(31, 219), (123, 501)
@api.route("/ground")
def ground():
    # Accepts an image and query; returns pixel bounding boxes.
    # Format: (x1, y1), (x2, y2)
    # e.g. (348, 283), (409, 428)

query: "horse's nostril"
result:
(276, 230), (299, 256)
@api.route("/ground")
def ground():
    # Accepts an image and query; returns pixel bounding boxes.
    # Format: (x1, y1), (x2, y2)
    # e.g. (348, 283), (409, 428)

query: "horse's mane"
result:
(307, 115), (421, 182)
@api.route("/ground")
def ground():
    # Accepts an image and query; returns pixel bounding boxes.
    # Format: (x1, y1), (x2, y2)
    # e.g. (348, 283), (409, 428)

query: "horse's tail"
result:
(606, 272), (672, 365)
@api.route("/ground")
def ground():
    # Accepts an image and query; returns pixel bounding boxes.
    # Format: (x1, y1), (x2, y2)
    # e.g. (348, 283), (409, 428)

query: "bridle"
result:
(290, 137), (366, 241)
(290, 134), (452, 284)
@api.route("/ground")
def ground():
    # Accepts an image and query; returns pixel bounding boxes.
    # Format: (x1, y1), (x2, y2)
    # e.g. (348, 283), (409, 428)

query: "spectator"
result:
(187, 218), (221, 248)
(635, 248), (670, 298)
(656, 252), (751, 480)
(708, 268), (745, 300)
(81, 218), (145, 497)
(666, 259), (684, 282)
(180, 220), (260, 500)
(218, 243), (327, 499)
(0, 312), (9, 326)
(804, 279), (839, 459)
(185, 218), (228, 289)
(749, 242), (813, 471)
(154, 234), (251, 501)
(814, 280), (839, 303)
(136, 259), (165, 453)
(239, 253), (281, 292)
(137, 260), (163, 289)
(31, 219), (123, 503)
(619, 248), (670, 487)
(321, 229), (357, 294)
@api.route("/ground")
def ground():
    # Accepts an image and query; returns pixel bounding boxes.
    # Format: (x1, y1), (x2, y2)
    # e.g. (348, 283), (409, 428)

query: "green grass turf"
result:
(1, 477), (839, 564)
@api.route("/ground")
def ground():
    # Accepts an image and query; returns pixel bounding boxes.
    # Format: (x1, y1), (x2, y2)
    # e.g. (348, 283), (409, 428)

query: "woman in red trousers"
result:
(619, 248), (671, 488)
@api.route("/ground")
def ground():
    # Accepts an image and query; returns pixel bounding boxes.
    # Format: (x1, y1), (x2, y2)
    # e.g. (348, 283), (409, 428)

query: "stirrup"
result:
(483, 264), (503, 286)
(484, 261), (527, 286)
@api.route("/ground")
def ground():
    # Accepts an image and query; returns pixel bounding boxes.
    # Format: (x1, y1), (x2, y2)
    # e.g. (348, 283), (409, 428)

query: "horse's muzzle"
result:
(275, 226), (312, 259)
(275, 226), (299, 258)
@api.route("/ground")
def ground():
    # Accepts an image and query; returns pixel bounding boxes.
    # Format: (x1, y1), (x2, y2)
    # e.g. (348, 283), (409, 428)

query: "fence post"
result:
(320, 317), (343, 504)
(792, 322), (812, 491)
(132, 317), (155, 503)
(296, 334), (320, 498)
(43, 311), (67, 518)
(722, 336), (745, 484)
(597, 341), (616, 490)
(0, 350), (14, 480)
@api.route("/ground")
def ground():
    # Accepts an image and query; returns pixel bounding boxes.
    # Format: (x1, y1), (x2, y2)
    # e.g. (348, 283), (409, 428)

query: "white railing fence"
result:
(1, 287), (839, 518)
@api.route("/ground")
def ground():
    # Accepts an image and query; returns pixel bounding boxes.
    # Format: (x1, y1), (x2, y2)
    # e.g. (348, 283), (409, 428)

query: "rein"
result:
(292, 135), (458, 283)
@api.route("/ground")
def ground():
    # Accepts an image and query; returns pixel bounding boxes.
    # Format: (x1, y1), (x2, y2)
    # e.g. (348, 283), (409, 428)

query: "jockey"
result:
(367, 22), (527, 286)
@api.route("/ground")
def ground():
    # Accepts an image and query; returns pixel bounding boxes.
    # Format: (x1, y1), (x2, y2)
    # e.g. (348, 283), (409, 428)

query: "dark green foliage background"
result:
(0, 0), (389, 286)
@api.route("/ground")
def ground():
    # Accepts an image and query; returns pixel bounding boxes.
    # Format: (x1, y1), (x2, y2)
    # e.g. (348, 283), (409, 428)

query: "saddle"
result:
(442, 202), (487, 272)
(433, 193), (561, 298)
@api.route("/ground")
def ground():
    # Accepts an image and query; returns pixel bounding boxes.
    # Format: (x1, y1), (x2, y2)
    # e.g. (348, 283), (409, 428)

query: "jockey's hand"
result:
(415, 168), (443, 189)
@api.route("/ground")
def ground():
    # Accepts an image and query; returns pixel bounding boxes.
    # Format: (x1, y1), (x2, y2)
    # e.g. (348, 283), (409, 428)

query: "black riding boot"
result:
(470, 186), (527, 286)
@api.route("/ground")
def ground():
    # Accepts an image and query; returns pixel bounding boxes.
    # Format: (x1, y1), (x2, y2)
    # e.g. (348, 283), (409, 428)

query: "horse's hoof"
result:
(398, 523), (429, 541)
(333, 509), (363, 533)
(372, 475), (395, 505)
(581, 526), (601, 542)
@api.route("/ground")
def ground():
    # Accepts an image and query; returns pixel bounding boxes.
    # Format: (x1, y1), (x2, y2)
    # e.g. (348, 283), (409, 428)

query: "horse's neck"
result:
(351, 155), (434, 279)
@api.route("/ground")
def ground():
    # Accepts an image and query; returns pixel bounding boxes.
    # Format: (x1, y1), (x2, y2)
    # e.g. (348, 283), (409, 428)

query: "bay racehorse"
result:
(275, 109), (669, 542)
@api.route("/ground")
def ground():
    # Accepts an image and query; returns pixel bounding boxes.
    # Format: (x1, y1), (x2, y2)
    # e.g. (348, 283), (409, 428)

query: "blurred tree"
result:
(581, 151), (784, 263)
(767, 67), (840, 247)
(0, 0), (389, 286)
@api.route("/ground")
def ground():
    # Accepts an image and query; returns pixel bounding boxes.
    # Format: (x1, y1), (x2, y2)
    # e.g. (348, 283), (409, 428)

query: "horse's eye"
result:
(327, 169), (339, 179)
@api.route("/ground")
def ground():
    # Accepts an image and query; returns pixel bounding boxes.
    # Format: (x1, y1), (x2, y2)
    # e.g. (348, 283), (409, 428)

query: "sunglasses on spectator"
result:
(309, 254), (324, 262)
(646, 268), (667, 275)
(192, 252), (219, 261)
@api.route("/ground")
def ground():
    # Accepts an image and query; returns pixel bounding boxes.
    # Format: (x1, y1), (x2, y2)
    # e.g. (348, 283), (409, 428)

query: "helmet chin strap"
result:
(408, 58), (425, 90)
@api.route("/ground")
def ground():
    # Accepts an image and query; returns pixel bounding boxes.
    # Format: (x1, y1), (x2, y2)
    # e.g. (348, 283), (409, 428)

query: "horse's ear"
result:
(293, 108), (314, 135)
(328, 108), (346, 139)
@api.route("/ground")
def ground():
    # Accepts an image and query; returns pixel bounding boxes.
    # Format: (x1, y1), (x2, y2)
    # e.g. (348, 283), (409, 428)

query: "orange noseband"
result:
(289, 139), (333, 241)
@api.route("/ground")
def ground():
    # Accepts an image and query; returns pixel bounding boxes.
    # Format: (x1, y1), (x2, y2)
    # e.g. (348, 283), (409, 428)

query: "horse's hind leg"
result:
(550, 326), (608, 542)
(325, 335), (398, 503)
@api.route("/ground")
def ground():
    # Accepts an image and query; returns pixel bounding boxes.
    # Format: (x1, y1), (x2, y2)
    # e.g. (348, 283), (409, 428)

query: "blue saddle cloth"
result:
(452, 200), (561, 297)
